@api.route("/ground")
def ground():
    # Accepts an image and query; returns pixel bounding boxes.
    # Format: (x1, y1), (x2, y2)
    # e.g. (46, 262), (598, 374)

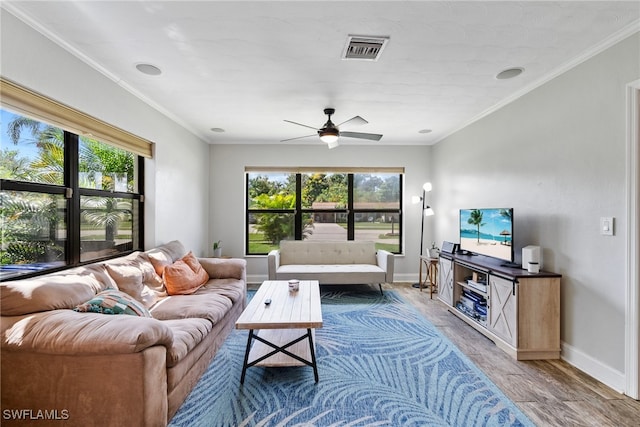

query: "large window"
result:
(246, 169), (403, 255)
(1, 108), (144, 279)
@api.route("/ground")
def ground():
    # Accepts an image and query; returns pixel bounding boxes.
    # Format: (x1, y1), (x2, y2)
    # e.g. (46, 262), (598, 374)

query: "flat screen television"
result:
(459, 208), (514, 263)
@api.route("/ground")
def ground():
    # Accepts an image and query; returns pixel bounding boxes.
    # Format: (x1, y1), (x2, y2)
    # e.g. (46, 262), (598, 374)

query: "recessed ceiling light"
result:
(418, 129), (432, 134)
(210, 128), (225, 133)
(496, 67), (524, 80)
(135, 63), (162, 76)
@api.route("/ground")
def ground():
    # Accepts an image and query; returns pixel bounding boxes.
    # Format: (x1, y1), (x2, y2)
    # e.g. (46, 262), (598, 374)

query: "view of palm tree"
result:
(1, 109), (137, 270)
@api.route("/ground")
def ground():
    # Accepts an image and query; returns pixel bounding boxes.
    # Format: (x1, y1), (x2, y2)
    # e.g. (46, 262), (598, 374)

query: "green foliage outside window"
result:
(1, 109), (139, 272)
(253, 193), (296, 244)
(247, 171), (402, 254)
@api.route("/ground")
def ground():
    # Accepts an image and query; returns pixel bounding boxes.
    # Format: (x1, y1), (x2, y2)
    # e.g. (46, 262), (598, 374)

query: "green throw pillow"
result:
(74, 289), (151, 317)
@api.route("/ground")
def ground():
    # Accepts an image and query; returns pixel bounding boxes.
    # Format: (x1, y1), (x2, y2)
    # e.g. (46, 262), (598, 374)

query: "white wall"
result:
(1, 10), (211, 255)
(209, 144), (432, 283)
(432, 33), (640, 389)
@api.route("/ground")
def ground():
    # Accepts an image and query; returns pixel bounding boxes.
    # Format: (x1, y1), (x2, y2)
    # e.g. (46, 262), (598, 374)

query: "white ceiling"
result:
(3, 1), (640, 148)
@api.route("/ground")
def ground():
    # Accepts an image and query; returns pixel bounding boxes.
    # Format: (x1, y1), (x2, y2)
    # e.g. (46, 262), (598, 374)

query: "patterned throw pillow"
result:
(73, 289), (152, 317)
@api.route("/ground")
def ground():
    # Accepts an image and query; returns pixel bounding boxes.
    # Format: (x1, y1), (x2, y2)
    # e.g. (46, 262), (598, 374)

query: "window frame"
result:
(245, 169), (403, 255)
(0, 113), (145, 280)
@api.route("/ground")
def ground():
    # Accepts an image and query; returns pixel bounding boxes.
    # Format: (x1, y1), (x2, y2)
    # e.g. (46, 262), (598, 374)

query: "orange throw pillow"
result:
(163, 251), (209, 295)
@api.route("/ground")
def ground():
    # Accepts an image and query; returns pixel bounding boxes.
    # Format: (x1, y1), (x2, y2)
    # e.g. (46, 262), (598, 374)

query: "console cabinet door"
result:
(487, 275), (517, 347)
(438, 257), (454, 306)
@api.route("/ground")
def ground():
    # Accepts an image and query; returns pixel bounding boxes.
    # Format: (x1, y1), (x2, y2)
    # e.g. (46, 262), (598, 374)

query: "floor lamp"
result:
(412, 182), (434, 288)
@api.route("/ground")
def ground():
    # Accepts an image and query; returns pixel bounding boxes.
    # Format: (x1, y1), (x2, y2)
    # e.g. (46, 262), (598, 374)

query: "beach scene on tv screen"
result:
(460, 208), (512, 260)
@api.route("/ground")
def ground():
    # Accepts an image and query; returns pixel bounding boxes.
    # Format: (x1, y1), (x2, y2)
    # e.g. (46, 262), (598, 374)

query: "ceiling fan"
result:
(281, 108), (383, 149)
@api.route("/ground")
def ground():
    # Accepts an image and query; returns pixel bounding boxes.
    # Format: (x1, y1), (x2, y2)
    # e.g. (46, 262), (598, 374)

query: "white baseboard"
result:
(246, 274), (268, 285)
(561, 341), (625, 394)
(393, 274), (419, 283)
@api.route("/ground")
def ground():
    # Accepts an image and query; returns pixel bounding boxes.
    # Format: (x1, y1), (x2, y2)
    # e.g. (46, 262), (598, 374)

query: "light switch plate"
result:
(600, 217), (614, 236)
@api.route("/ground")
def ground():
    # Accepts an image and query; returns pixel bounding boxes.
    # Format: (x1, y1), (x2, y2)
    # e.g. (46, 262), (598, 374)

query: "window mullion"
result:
(347, 174), (354, 240)
(65, 132), (80, 265)
(295, 173), (302, 240)
(138, 156), (145, 250)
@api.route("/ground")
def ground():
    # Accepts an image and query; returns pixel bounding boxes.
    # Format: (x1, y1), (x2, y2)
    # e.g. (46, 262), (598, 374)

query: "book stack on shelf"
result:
(466, 277), (487, 293)
(456, 273), (488, 325)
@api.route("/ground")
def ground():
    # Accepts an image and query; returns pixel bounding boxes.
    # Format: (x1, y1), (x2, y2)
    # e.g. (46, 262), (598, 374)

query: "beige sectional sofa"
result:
(267, 240), (394, 294)
(0, 240), (246, 426)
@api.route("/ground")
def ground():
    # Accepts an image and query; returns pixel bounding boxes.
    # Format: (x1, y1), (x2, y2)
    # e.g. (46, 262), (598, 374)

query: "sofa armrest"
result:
(2, 310), (173, 355)
(376, 249), (395, 283)
(267, 249), (280, 280)
(198, 257), (246, 282)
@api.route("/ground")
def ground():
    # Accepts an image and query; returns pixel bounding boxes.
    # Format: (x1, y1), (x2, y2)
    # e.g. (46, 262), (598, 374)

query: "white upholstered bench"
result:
(267, 240), (394, 294)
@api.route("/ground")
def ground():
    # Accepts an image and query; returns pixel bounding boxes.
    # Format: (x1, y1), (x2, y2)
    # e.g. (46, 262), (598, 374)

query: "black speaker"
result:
(441, 241), (457, 254)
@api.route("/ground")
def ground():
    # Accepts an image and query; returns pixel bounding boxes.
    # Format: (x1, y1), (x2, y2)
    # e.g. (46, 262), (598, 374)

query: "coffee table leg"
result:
(240, 328), (319, 383)
(307, 328), (319, 383)
(240, 329), (254, 384)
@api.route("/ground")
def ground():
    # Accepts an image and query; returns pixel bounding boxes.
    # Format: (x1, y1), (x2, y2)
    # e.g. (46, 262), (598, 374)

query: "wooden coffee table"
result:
(235, 280), (323, 383)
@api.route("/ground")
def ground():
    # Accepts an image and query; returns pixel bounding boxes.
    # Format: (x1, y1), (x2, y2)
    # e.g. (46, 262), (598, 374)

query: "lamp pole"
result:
(413, 182), (433, 288)
(419, 188), (426, 257)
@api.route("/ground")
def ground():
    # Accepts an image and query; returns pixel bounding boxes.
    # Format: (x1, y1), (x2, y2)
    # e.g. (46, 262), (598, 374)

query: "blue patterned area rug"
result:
(169, 289), (533, 427)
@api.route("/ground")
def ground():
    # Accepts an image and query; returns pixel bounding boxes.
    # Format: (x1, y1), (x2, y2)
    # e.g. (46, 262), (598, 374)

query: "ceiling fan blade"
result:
(283, 120), (319, 131)
(340, 131), (383, 141)
(337, 115), (368, 127)
(280, 134), (317, 142)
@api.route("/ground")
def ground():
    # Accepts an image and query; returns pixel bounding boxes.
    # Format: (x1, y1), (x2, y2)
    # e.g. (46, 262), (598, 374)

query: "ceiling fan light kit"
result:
(319, 131), (339, 144)
(318, 108), (340, 144)
(283, 107), (383, 149)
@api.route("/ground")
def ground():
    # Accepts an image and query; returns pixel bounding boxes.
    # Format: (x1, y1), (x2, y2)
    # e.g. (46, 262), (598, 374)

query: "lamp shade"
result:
(422, 182), (432, 192)
(424, 207), (435, 216)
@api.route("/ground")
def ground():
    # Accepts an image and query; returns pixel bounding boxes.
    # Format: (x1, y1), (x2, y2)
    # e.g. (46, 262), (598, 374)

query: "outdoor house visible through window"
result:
(246, 167), (403, 255)
(0, 78), (152, 279)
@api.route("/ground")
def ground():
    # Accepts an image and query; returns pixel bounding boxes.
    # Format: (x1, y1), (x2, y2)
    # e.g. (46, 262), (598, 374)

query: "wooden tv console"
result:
(438, 253), (561, 360)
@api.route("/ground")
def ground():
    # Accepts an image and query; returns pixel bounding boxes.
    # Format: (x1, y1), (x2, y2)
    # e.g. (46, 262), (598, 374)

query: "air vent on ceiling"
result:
(342, 35), (389, 61)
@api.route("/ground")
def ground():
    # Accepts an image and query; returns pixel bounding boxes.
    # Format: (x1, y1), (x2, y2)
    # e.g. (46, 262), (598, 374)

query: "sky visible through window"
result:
(1, 109), (41, 161)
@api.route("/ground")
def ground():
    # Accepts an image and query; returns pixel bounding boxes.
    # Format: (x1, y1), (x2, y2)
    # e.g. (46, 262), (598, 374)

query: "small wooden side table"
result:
(418, 255), (439, 298)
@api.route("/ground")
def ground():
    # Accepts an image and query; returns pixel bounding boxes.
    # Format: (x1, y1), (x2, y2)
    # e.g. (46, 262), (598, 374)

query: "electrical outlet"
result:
(600, 217), (614, 236)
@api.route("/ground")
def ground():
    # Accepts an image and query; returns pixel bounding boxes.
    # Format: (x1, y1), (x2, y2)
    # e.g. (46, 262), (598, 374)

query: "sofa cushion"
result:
(276, 264), (386, 284)
(105, 264), (145, 301)
(279, 240), (377, 265)
(0, 264), (115, 316)
(104, 252), (166, 308)
(150, 293), (232, 325)
(74, 290), (152, 317)
(2, 310), (173, 354)
(104, 252), (163, 286)
(146, 240), (188, 276)
(162, 318), (213, 367)
(163, 252), (209, 295)
(195, 279), (246, 304)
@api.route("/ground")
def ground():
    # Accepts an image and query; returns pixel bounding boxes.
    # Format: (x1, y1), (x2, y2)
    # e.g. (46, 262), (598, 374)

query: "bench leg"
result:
(378, 283), (383, 296)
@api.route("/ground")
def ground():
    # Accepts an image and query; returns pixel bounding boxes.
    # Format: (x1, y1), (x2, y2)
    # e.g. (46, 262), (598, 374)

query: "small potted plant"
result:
(429, 242), (440, 258)
(213, 240), (222, 258)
